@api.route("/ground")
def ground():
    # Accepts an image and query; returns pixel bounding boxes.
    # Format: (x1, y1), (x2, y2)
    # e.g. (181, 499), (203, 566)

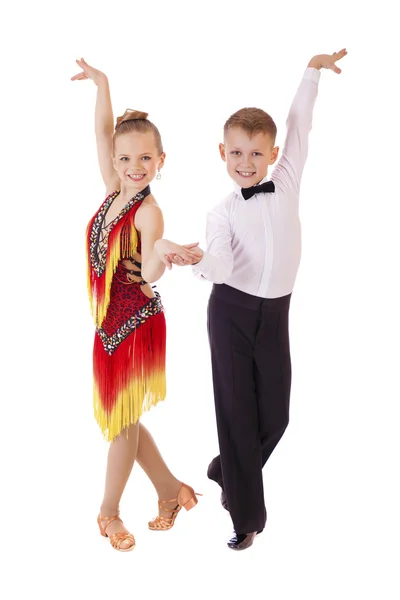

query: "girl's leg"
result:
(99, 421), (139, 548)
(136, 422), (182, 515)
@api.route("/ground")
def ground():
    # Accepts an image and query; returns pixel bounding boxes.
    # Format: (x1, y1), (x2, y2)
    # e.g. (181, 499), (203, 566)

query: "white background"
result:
(1, 0), (399, 598)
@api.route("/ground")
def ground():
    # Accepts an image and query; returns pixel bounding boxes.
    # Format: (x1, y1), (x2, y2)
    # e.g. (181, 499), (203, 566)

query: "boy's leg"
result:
(254, 295), (292, 470)
(207, 285), (266, 535)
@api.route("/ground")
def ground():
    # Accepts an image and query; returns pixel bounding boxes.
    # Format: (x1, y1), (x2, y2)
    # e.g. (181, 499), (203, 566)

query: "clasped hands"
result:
(155, 239), (203, 270)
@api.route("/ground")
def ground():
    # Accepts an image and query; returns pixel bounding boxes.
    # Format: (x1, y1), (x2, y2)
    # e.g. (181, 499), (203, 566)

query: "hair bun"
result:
(115, 109), (149, 129)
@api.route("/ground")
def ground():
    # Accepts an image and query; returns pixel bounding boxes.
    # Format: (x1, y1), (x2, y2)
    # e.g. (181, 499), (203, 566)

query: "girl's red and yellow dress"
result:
(86, 187), (166, 441)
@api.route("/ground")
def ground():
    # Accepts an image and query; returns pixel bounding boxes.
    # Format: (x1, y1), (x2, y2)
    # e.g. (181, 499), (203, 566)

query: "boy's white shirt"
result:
(192, 67), (321, 299)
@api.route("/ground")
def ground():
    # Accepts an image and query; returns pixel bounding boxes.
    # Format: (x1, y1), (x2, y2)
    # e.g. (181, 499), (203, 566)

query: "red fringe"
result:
(87, 210), (137, 327)
(93, 312), (166, 415)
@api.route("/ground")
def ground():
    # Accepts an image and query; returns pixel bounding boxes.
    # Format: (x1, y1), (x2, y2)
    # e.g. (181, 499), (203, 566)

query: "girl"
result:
(72, 58), (200, 552)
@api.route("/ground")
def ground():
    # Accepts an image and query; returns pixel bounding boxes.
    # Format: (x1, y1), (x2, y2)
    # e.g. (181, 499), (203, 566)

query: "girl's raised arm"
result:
(72, 58), (119, 194)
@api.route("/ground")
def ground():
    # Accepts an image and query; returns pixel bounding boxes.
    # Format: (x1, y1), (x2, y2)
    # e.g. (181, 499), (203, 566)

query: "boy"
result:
(165, 49), (347, 550)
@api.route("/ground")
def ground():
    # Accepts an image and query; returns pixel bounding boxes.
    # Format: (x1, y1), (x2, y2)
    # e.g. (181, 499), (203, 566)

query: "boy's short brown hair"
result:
(224, 107), (277, 142)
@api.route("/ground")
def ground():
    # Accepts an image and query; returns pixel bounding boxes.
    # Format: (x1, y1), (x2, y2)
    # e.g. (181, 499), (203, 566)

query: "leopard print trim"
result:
(90, 190), (145, 278)
(97, 294), (164, 355)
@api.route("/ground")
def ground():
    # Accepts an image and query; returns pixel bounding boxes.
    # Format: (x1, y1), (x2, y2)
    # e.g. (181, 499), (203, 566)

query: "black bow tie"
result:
(241, 180), (275, 200)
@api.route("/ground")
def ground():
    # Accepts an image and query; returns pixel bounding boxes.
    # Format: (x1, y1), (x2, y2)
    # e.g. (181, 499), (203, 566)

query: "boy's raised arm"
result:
(272, 49), (347, 195)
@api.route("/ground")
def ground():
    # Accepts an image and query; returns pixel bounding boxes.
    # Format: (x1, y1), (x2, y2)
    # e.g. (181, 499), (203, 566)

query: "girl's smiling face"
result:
(113, 131), (165, 191)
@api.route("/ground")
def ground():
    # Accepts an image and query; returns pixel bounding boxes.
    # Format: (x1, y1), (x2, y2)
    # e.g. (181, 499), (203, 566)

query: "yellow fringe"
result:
(96, 217), (138, 328)
(86, 222), (95, 319)
(93, 371), (166, 442)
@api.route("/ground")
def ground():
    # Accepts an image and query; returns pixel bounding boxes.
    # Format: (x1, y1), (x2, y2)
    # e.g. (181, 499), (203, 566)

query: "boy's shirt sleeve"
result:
(272, 67), (321, 197)
(192, 202), (234, 283)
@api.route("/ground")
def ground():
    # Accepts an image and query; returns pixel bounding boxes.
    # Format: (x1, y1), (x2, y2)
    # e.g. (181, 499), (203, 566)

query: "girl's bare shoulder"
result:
(135, 197), (163, 230)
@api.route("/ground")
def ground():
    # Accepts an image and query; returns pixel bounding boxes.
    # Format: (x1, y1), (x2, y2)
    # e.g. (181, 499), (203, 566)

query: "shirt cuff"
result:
(304, 67), (321, 83)
(191, 251), (213, 279)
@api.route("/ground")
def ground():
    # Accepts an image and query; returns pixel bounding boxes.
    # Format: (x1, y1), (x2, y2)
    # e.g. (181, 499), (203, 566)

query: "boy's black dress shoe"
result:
(221, 491), (264, 535)
(227, 531), (257, 550)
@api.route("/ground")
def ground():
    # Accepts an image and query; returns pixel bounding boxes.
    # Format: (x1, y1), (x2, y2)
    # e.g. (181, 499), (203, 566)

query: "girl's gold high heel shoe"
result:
(97, 514), (136, 552)
(148, 482), (202, 531)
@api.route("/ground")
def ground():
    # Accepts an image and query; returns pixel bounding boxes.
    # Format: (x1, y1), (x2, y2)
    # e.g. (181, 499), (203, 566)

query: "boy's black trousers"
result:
(207, 283), (292, 535)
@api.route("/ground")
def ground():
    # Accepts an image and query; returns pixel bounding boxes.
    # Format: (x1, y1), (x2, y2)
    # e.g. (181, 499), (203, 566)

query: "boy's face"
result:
(220, 127), (279, 188)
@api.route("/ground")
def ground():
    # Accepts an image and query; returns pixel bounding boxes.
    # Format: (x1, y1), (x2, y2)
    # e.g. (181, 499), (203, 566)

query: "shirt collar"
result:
(233, 173), (270, 200)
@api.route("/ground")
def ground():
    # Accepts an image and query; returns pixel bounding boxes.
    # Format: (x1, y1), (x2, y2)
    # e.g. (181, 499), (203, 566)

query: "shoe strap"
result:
(155, 515), (173, 525)
(153, 511), (178, 525)
(157, 501), (180, 514)
(158, 497), (178, 505)
(100, 514), (122, 534)
(109, 531), (135, 549)
(157, 484), (202, 508)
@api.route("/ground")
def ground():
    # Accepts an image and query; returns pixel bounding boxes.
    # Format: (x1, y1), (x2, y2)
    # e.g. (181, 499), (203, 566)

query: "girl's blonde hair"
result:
(113, 109), (163, 154)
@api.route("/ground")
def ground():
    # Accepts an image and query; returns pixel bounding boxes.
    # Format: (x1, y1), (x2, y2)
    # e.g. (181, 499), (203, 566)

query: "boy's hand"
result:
(166, 245), (204, 267)
(154, 239), (200, 269)
(308, 49), (347, 73)
(71, 58), (107, 86)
